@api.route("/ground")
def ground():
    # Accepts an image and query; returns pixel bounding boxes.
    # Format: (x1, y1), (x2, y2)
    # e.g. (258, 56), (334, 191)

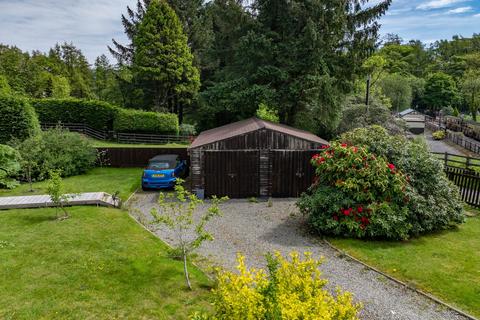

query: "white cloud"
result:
(446, 6), (473, 13)
(417, 0), (470, 10)
(0, 0), (137, 63)
(474, 13), (480, 17)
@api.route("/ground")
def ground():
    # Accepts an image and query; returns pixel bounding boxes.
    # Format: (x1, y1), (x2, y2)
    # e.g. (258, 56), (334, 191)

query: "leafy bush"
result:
(297, 142), (411, 240)
(432, 130), (446, 140)
(179, 123), (197, 136)
(340, 125), (464, 236)
(256, 102), (279, 123)
(31, 98), (117, 131)
(113, 108), (179, 134)
(0, 144), (20, 189)
(337, 95), (406, 135)
(0, 95), (40, 144)
(193, 252), (361, 319)
(14, 128), (96, 180)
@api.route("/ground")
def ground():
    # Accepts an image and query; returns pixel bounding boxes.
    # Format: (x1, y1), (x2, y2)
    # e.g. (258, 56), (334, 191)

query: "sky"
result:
(0, 0), (479, 63)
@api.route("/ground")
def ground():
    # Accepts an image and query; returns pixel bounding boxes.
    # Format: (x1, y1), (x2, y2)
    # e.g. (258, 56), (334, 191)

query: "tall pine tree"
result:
(132, 0), (200, 122)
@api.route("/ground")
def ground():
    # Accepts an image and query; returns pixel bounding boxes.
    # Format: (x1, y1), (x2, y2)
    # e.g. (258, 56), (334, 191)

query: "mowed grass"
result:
(433, 153), (480, 168)
(330, 215), (480, 318)
(91, 138), (189, 149)
(0, 168), (142, 200)
(0, 207), (212, 319)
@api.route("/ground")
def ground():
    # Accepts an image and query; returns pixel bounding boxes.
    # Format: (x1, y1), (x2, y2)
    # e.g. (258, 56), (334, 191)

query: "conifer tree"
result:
(132, 0), (200, 121)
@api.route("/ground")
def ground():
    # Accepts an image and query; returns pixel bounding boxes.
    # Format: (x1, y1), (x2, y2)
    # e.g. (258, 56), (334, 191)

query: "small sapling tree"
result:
(150, 179), (227, 290)
(47, 170), (70, 220)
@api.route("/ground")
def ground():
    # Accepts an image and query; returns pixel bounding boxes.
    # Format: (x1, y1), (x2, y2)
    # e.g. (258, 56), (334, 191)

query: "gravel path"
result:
(423, 130), (468, 156)
(130, 192), (470, 320)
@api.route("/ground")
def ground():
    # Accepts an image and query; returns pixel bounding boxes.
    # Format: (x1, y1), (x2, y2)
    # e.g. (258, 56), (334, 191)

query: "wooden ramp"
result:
(0, 192), (120, 210)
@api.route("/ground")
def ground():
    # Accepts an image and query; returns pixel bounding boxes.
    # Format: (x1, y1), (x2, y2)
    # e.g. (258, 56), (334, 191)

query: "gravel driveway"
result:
(130, 192), (469, 320)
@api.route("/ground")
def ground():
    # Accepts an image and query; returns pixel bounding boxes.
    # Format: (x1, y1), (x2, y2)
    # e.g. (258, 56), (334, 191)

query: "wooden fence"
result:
(444, 166), (480, 207)
(41, 122), (193, 145)
(432, 152), (480, 171)
(97, 147), (188, 168)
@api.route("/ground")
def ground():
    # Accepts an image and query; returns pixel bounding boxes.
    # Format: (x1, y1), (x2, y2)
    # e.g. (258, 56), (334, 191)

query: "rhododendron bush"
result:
(298, 126), (465, 240)
(298, 142), (412, 239)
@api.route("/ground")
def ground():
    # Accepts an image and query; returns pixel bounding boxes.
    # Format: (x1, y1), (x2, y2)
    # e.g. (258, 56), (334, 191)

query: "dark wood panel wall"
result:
(97, 147), (188, 168)
(189, 129), (325, 198)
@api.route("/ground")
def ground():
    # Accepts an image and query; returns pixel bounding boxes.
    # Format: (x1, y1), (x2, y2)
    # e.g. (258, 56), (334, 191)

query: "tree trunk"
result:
(178, 99), (183, 125)
(183, 248), (192, 290)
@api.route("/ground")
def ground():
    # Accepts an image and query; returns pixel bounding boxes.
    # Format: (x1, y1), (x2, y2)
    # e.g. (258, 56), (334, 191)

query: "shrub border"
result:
(323, 239), (478, 320)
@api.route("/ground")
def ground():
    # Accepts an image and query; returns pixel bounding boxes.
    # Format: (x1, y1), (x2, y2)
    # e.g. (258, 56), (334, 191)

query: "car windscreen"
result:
(147, 161), (173, 170)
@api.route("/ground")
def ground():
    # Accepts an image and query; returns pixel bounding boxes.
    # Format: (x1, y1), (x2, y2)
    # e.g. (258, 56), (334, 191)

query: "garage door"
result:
(204, 150), (259, 198)
(271, 150), (317, 197)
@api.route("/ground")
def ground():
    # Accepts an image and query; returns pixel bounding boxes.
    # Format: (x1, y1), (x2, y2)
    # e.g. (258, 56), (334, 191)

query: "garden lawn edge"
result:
(323, 239), (478, 320)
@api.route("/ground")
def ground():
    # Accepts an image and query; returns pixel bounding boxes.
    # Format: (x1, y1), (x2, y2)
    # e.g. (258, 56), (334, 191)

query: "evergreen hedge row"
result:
(31, 98), (117, 131)
(113, 108), (179, 134)
(31, 98), (179, 135)
(0, 95), (40, 144)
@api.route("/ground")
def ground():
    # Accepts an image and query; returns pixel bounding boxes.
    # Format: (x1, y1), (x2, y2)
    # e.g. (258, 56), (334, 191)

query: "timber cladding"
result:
(189, 117), (328, 198)
(97, 147), (188, 167)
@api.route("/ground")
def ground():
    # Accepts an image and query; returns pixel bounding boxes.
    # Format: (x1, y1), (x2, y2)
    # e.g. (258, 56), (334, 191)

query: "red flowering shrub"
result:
(298, 142), (411, 239)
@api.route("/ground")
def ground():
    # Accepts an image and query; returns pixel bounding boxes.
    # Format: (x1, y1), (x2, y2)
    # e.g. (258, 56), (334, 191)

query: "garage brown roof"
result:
(189, 117), (328, 149)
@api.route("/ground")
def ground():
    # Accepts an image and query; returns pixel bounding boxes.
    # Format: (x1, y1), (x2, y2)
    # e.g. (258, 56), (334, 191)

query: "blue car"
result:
(142, 154), (187, 191)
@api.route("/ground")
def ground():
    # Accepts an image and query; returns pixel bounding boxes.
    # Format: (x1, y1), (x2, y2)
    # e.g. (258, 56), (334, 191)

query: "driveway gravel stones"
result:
(130, 192), (470, 320)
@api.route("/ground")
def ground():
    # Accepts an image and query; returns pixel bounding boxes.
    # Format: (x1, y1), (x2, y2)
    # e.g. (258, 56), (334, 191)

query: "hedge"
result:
(113, 108), (179, 135)
(31, 98), (179, 135)
(31, 98), (117, 131)
(0, 95), (40, 144)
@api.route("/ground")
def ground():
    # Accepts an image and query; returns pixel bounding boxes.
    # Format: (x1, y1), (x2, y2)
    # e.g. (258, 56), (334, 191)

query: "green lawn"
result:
(0, 207), (212, 319)
(330, 215), (480, 318)
(91, 138), (189, 149)
(0, 168), (212, 318)
(0, 168), (142, 200)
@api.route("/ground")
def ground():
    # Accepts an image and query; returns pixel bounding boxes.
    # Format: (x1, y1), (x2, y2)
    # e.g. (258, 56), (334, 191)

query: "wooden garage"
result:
(188, 117), (328, 198)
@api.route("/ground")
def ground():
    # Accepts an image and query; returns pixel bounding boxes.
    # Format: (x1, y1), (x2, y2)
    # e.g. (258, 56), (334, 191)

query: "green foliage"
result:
(179, 123), (197, 136)
(423, 72), (459, 111)
(0, 75), (12, 95)
(13, 128), (96, 181)
(46, 170), (70, 219)
(298, 142), (411, 240)
(195, 252), (361, 319)
(379, 74), (413, 112)
(200, 0), (391, 136)
(32, 98), (117, 130)
(337, 95), (406, 135)
(460, 70), (480, 121)
(113, 108), (179, 134)
(256, 103), (279, 123)
(150, 179), (227, 289)
(441, 106), (454, 116)
(0, 144), (20, 189)
(340, 126), (465, 236)
(432, 130), (446, 140)
(0, 94), (40, 144)
(132, 0), (200, 113)
(453, 107), (460, 117)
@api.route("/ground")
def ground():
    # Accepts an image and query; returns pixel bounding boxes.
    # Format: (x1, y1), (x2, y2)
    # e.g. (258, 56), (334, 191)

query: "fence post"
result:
(444, 152), (448, 167)
(466, 156), (471, 170)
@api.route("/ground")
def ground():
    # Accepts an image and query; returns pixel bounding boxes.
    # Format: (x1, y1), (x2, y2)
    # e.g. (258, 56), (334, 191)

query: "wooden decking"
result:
(0, 192), (119, 210)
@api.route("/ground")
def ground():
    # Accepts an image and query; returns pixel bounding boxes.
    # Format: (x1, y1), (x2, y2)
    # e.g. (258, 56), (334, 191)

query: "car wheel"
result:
(142, 185), (149, 191)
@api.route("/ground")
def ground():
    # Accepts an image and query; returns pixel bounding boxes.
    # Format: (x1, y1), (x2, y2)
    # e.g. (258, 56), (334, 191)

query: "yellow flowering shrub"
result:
(193, 252), (361, 320)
